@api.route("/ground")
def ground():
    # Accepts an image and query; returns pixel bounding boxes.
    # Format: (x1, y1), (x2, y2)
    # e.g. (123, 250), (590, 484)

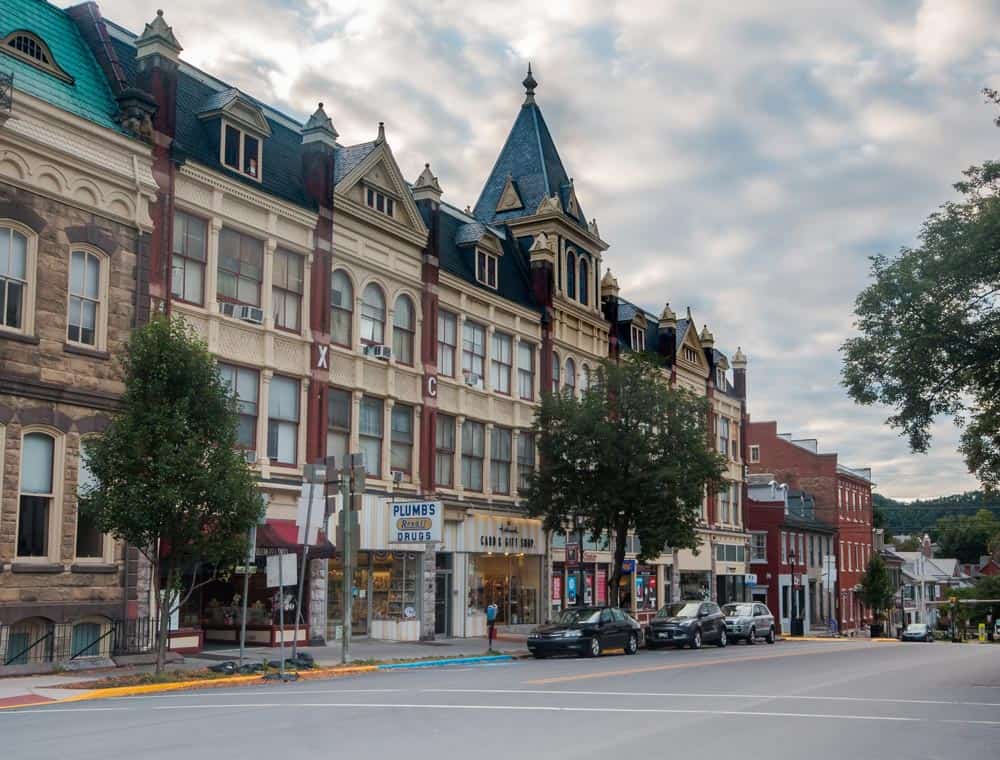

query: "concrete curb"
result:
(787, 636), (900, 643)
(378, 654), (513, 669)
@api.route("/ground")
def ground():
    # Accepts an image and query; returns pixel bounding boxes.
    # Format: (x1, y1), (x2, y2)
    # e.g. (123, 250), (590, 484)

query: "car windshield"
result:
(906, 624), (928, 633)
(553, 608), (601, 625)
(657, 602), (701, 619)
(723, 604), (754, 617)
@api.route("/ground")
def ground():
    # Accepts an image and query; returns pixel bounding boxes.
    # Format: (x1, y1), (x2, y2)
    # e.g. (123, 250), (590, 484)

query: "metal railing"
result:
(0, 617), (158, 669)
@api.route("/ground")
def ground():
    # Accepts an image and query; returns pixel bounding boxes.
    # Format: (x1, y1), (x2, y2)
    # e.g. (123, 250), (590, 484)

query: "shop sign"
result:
(477, 519), (538, 552)
(388, 500), (442, 544)
(552, 575), (562, 604)
(744, 573), (758, 586)
(565, 544), (580, 566)
(582, 552), (598, 563)
(621, 559), (636, 575)
(266, 553), (297, 588)
(567, 575), (577, 605)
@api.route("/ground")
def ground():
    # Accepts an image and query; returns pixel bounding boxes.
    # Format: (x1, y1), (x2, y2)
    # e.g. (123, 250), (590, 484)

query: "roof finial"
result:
(377, 121), (385, 143)
(523, 62), (537, 105)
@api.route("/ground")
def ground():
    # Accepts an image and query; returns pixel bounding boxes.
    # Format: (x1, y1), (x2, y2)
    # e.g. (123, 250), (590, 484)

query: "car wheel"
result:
(625, 633), (639, 655)
(766, 626), (775, 644)
(587, 636), (601, 658)
(717, 629), (727, 648)
(690, 629), (702, 649)
(748, 627), (757, 644)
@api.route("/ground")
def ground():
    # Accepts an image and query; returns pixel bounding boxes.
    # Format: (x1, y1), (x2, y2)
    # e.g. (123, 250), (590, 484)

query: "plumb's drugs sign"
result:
(389, 500), (442, 544)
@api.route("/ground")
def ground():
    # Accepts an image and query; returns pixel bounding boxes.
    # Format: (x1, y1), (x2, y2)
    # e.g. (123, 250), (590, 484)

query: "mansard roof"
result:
(1, 0), (120, 130)
(334, 140), (378, 184)
(473, 70), (587, 230)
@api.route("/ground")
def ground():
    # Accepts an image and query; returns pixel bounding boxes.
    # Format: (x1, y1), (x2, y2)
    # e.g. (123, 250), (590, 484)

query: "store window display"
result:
(467, 553), (540, 625)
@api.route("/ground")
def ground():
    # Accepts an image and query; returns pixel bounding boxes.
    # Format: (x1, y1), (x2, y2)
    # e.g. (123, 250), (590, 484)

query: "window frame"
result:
(217, 227), (265, 308)
(74, 436), (112, 563)
(2, 32), (74, 83)
(326, 387), (351, 472)
(461, 419), (485, 492)
(750, 532), (767, 563)
(218, 362), (260, 454)
(566, 251), (576, 299)
(171, 210), (208, 306)
(15, 429), (63, 562)
(220, 120), (263, 181)
(364, 186), (396, 218)
(578, 256), (589, 306)
(490, 426), (512, 495)
(271, 248), (304, 333)
(390, 404), (414, 476)
(564, 357), (576, 397)
(435, 414), (456, 488)
(359, 395), (384, 477)
(66, 245), (110, 350)
(266, 374), (300, 466)
(330, 269), (354, 348)
(517, 432), (535, 494)
(551, 351), (560, 392)
(517, 340), (535, 401)
(749, 444), (760, 463)
(360, 283), (387, 346)
(491, 332), (513, 395)
(437, 310), (457, 377)
(475, 250), (498, 289)
(392, 294), (416, 366)
(0, 221), (37, 337)
(630, 324), (644, 351)
(683, 346), (698, 363)
(462, 320), (486, 385)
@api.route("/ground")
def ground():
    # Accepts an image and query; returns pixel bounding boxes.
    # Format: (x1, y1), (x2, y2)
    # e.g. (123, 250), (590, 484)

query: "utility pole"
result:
(340, 452), (365, 665)
(294, 466), (324, 659)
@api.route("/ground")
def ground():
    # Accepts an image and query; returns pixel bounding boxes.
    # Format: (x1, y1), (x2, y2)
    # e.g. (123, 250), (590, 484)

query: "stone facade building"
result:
(0, 0), (157, 666)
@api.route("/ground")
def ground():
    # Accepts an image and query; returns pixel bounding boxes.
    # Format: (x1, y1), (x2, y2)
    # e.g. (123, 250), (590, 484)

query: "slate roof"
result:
(455, 221), (488, 246)
(473, 98), (587, 229)
(1, 0), (120, 130)
(333, 141), (378, 184)
(106, 23), (312, 209)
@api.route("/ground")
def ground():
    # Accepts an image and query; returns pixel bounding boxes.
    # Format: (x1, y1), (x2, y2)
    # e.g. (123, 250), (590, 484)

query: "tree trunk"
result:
(610, 520), (628, 609)
(155, 561), (175, 675)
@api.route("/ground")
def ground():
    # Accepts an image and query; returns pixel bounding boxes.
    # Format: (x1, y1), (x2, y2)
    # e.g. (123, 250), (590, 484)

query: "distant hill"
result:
(874, 491), (1000, 535)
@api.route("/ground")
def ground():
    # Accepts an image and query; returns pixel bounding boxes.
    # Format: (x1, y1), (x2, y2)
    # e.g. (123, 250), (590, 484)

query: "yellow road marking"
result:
(526, 642), (886, 685)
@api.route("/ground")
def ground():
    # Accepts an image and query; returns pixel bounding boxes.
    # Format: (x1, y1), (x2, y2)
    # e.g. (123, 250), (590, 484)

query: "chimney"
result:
(922, 534), (933, 559)
(657, 302), (677, 365)
(732, 346), (747, 400)
(412, 163), (443, 204)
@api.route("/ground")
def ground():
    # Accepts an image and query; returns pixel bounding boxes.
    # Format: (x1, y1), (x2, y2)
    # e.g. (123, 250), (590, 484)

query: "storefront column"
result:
(510, 430), (520, 499)
(421, 548), (435, 640)
(483, 422), (494, 496)
(349, 390), (362, 454)
(656, 564), (666, 607)
(309, 558), (328, 644)
(454, 415), (465, 494)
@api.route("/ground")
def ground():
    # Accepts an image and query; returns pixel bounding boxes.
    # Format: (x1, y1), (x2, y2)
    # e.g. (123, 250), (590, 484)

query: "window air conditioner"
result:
(464, 373), (484, 390)
(365, 344), (392, 360)
(242, 450), (258, 464)
(237, 305), (264, 324)
(218, 302), (238, 317)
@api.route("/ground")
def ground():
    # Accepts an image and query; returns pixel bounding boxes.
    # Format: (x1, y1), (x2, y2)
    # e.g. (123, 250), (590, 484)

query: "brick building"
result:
(747, 421), (875, 633)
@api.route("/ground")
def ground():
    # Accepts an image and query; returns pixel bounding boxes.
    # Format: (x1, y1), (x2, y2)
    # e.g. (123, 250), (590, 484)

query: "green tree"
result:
(858, 553), (895, 628)
(933, 509), (1000, 563)
(524, 353), (727, 606)
(80, 317), (262, 671)
(841, 91), (1000, 490)
(894, 535), (922, 552)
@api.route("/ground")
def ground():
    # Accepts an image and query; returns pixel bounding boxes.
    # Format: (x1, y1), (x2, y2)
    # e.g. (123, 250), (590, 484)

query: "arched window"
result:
(564, 358), (576, 396)
(551, 351), (560, 392)
(18, 432), (56, 558)
(392, 294), (416, 365)
(566, 252), (576, 299)
(360, 283), (386, 345)
(330, 270), (353, 347)
(2, 32), (74, 84)
(67, 248), (107, 348)
(1, 225), (30, 331)
(579, 257), (589, 306)
(580, 363), (591, 394)
(71, 621), (103, 658)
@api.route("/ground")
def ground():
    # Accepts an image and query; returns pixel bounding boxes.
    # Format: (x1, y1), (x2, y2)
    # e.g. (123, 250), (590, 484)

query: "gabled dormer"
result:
(198, 88), (272, 182)
(456, 222), (504, 291)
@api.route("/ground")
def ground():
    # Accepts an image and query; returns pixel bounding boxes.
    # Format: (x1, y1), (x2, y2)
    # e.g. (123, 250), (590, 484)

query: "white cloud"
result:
(99, 1), (995, 498)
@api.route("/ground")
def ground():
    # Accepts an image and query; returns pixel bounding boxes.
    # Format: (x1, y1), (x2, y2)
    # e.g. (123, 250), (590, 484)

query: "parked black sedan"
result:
(527, 607), (641, 658)
(646, 601), (728, 649)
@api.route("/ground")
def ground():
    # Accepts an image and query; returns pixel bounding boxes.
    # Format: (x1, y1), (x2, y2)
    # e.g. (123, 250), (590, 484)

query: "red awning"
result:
(256, 519), (335, 559)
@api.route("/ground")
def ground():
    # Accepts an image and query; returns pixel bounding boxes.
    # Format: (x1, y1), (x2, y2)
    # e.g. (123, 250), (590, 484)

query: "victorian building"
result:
(0, 0), (158, 667)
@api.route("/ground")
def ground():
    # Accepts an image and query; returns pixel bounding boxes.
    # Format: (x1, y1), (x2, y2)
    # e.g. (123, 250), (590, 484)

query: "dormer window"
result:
(365, 188), (395, 218)
(717, 368), (726, 388)
(630, 324), (644, 351)
(683, 346), (698, 363)
(222, 124), (261, 180)
(2, 31), (74, 84)
(476, 250), (498, 289)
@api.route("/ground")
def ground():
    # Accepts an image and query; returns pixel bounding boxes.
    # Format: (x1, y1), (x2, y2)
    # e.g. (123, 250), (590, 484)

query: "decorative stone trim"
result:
(63, 343), (111, 361)
(64, 224), (119, 256)
(10, 563), (65, 574)
(0, 331), (41, 346)
(0, 200), (47, 232)
(70, 563), (118, 574)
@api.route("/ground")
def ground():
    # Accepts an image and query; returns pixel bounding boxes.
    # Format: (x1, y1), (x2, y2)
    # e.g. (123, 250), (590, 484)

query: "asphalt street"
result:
(2, 640), (998, 760)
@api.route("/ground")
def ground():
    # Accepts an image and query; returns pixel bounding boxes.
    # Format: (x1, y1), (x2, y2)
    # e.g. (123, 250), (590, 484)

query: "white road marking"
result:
(939, 719), (1000, 726)
(145, 701), (920, 721)
(419, 688), (1000, 708)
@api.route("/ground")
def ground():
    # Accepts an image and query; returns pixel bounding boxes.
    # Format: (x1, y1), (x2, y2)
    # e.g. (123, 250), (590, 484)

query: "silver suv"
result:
(722, 602), (775, 644)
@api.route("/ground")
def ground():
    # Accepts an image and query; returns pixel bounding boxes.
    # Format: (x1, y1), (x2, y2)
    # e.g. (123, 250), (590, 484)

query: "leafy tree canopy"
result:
(932, 509), (1000, 564)
(858, 553), (896, 622)
(524, 353), (728, 605)
(842, 91), (1000, 490)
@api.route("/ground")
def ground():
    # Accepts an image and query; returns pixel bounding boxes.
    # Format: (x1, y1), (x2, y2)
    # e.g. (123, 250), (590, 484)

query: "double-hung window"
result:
(517, 341), (535, 400)
(438, 310), (457, 377)
(219, 363), (259, 453)
(267, 376), (299, 464)
(67, 249), (103, 347)
(751, 533), (766, 562)
(491, 427), (512, 494)
(435, 414), (456, 487)
(462, 321), (486, 384)
(330, 270), (354, 347)
(327, 388), (351, 470)
(360, 284), (386, 345)
(171, 211), (207, 305)
(17, 432), (55, 558)
(75, 445), (103, 559)
(719, 417), (730, 456)
(272, 249), (303, 331)
(390, 404), (414, 475)
(359, 396), (383, 476)
(564, 358), (576, 396)
(720, 486), (730, 523)
(0, 225), (29, 331)
(392, 295), (416, 365)
(461, 420), (485, 491)
(476, 250), (497, 289)
(222, 124), (261, 179)
(491, 332), (512, 394)
(551, 352), (560, 392)
(517, 432), (535, 493)
(218, 228), (264, 306)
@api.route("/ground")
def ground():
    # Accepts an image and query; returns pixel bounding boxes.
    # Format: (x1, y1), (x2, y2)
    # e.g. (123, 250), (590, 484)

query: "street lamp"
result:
(788, 549), (800, 637)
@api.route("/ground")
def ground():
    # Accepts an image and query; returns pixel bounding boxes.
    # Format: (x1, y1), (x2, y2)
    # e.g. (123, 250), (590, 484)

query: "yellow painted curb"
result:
(789, 636), (899, 643)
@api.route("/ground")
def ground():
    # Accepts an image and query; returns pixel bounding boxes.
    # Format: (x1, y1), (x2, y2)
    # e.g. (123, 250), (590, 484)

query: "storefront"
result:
(714, 541), (750, 604)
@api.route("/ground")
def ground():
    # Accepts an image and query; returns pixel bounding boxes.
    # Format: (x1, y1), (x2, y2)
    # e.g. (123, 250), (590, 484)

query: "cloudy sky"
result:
(101, 0), (999, 499)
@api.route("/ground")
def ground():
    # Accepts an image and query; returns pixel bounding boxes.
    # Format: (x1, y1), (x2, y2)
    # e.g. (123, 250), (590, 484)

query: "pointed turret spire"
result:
(412, 162), (443, 202)
(302, 102), (338, 146)
(136, 9), (183, 60)
(523, 62), (537, 105)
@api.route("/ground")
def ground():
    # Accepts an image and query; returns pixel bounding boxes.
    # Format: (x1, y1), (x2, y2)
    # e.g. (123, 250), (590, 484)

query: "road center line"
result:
(419, 688), (1000, 708)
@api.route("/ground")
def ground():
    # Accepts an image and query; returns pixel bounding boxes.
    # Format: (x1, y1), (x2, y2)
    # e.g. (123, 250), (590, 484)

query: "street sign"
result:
(745, 573), (758, 586)
(336, 508), (360, 561)
(266, 553), (297, 588)
(296, 488), (325, 544)
(793, 572), (803, 588)
(388, 500), (442, 544)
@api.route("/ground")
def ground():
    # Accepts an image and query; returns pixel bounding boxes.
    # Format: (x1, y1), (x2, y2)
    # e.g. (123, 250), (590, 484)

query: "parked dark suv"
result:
(646, 601), (727, 649)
